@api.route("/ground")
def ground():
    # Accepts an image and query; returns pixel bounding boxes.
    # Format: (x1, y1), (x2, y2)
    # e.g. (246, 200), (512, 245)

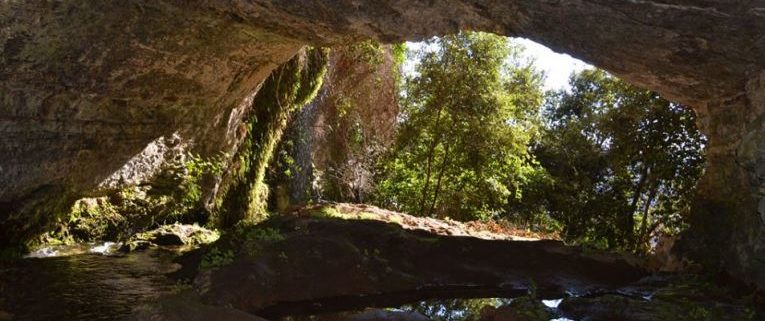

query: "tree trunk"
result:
(417, 103), (447, 216)
(625, 165), (650, 245)
(428, 134), (456, 217)
(636, 184), (658, 252)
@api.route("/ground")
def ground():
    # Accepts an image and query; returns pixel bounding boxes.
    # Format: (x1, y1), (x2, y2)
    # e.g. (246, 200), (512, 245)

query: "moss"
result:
(238, 226), (285, 243)
(34, 153), (225, 248)
(356, 211), (378, 220)
(149, 152), (226, 222)
(61, 197), (121, 242)
(127, 223), (219, 249)
(0, 186), (81, 253)
(199, 247), (234, 270)
(233, 225), (286, 257)
(217, 47), (329, 227)
(311, 206), (344, 219)
(347, 40), (386, 66)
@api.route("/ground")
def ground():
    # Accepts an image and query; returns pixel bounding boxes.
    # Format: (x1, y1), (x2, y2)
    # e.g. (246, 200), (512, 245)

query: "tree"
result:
(373, 32), (545, 221)
(530, 69), (706, 252)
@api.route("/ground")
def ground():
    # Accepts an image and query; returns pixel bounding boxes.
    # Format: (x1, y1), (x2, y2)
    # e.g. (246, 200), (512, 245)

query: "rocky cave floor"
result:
(2, 204), (764, 321)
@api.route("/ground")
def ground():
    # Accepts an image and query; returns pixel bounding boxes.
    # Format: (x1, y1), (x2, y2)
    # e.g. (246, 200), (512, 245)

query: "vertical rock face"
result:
(269, 42), (400, 207)
(310, 43), (400, 203)
(680, 73), (765, 288)
(216, 48), (329, 226)
(0, 1), (303, 246)
(2, 0), (765, 288)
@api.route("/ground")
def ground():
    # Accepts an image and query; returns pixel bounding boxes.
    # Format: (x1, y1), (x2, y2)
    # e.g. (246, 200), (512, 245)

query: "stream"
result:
(0, 244), (570, 321)
(0, 243), (759, 321)
(0, 245), (181, 321)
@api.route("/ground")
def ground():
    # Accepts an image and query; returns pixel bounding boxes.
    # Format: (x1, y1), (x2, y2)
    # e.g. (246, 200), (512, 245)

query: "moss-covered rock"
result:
(120, 224), (219, 252)
(558, 275), (762, 321)
(480, 296), (552, 321)
(34, 153), (224, 250)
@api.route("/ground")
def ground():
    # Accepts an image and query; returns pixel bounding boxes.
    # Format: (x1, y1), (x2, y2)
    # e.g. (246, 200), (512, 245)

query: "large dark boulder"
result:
(182, 210), (645, 318)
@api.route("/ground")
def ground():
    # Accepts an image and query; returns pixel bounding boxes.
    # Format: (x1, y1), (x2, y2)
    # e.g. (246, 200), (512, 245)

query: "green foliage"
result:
(151, 152), (226, 221)
(525, 69), (706, 252)
(229, 224), (287, 257)
(312, 206), (343, 218)
(391, 42), (407, 86)
(371, 35), (703, 253)
(199, 247), (234, 270)
(239, 227), (285, 243)
(347, 40), (385, 66)
(373, 32), (545, 221)
(391, 43), (407, 68)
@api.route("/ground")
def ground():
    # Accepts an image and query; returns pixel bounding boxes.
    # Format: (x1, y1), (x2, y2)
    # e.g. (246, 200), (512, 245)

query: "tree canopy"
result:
(373, 32), (545, 221)
(372, 38), (706, 253)
(525, 69), (706, 251)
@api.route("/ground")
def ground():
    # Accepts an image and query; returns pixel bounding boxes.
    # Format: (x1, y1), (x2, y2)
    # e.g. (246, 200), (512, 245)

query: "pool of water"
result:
(0, 246), (182, 321)
(3, 245), (754, 321)
(280, 298), (572, 321)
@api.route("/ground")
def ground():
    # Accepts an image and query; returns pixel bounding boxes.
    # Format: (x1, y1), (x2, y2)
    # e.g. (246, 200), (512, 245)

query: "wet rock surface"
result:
(0, 248), (183, 320)
(558, 275), (763, 321)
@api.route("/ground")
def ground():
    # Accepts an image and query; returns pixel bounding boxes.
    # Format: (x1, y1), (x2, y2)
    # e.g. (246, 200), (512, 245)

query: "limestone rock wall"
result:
(2, 0), (765, 288)
(0, 1), (302, 247)
(268, 42), (400, 208)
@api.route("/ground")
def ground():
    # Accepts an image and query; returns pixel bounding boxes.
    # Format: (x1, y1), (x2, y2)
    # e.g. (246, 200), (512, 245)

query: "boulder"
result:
(121, 224), (219, 252)
(184, 214), (645, 318)
(558, 275), (762, 321)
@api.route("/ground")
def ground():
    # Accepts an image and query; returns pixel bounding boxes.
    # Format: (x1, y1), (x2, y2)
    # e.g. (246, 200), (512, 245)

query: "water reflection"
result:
(0, 249), (181, 321)
(25, 242), (122, 258)
(542, 299), (562, 308)
(398, 298), (510, 321)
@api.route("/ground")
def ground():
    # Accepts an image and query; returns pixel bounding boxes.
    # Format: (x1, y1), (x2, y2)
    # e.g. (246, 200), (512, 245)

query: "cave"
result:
(2, 1), (765, 319)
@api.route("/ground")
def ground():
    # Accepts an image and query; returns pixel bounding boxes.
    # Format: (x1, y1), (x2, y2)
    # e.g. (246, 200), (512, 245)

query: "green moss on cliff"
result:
(1, 187), (80, 258)
(36, 153), (225, 246)
(217, 47), (328, 226)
